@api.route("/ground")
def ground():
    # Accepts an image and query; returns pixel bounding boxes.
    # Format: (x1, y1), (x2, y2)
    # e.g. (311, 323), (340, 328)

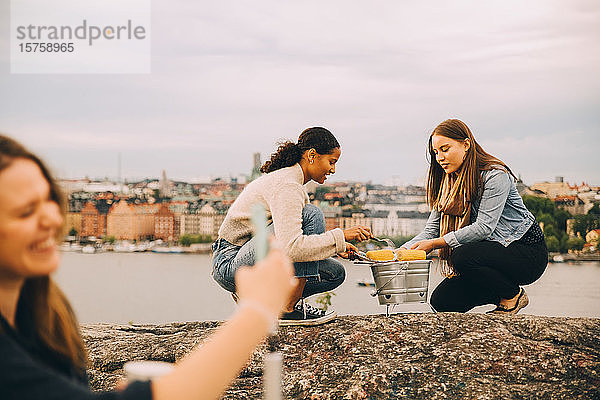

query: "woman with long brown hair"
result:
(401, 119), (547, 314)
(0, 134), (297, 399)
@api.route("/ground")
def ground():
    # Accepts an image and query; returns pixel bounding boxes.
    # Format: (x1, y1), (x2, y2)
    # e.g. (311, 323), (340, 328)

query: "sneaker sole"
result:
(278, 311), (338, 327)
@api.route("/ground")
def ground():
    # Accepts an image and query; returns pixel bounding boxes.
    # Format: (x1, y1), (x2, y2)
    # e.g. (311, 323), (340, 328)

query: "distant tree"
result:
(567, 237), (585, 252)
(180, 234), (193, 247)
(522, 196), (574, 247)
(559, 233), (569, 254)
(193, 234), (213, 244)
(572, 215), (600, 237)
(545, 236), (560, 252)
(103, 235), (116, 244)
(542, 224), (559, 240)
(554, 208), (571, 232)
(314, 186), (332, 199)
(522, 196), (555, 217)
(68, 228), (78, 237)
(179, 234), (212, 246)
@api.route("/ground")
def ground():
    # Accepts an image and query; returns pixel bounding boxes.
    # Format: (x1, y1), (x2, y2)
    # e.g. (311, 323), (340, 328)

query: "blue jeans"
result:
(211, 204), (345, 298)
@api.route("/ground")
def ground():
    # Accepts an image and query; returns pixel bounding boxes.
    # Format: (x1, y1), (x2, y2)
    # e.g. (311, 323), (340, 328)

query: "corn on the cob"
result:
(365, 249), (395, 261)
(395, 249), (426, 261)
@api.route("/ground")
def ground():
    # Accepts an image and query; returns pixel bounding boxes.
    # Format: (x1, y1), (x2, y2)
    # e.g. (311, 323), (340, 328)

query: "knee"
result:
(212, 267), (236, 293)
(429, 287), (447, 312)
(333, 262), (346, 284)
(323, 259), (346, 286)
(302, 204), (326, 234)
(429, 280), (469, 313)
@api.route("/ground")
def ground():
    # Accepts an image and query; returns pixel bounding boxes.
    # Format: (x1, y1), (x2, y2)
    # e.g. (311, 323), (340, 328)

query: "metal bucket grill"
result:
(370, 260), (432, 306)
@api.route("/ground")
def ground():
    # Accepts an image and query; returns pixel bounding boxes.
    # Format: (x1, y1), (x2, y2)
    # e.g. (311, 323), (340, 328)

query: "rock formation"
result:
(83, 314), (600, 399)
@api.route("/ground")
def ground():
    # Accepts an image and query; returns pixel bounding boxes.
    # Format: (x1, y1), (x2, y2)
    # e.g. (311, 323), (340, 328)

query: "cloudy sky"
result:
(1, 0), (599, 186)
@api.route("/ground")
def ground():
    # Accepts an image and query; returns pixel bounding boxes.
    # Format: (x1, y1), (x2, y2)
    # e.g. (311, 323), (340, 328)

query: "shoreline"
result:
(59, 243), (600, 261)
(549, 252), (600, 262)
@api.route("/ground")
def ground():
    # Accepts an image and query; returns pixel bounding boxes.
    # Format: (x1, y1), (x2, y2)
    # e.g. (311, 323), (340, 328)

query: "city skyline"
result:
(56, 156), (597, 188)
(1, 1), (599, 186)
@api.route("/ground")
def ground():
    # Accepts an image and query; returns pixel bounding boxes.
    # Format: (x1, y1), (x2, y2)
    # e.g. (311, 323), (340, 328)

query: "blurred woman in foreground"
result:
(0, 134), (297, 399)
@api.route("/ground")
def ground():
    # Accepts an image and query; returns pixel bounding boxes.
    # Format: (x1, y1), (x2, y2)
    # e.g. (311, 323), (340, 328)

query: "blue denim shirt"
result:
(403, 169), (535, 249)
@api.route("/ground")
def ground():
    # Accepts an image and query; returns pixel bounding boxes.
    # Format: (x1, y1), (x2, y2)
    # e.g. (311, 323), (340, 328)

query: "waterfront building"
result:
(531, 177), (577, 199)
(369, 210), (390, 237)
(79, 200), (111, 238)
(81, 202), (100, 238)
(395, 211), (429, 236)
(338, 211), (372, 232)
(179, 202), (227, 240)
(180, 213), (201, 236)
(154, 202), (178, 241)
(365, 201), (429, 213)
(368, 210), (429, 237)
(64, 212), (82, 237)
(167, 200), (189, 215)
(107, 200), (158, 241)
(317, 201), (342, 231)
(554, 195), (588, 215)
(587, 229), (600, 247)
(198, 203), (226, 239)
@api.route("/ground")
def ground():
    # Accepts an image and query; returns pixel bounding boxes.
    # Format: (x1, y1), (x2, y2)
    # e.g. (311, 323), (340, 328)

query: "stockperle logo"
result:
(11, 0), (151, 74)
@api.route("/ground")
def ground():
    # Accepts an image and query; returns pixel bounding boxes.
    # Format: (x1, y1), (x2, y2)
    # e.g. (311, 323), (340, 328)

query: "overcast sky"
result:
(1, 0), (599, 186)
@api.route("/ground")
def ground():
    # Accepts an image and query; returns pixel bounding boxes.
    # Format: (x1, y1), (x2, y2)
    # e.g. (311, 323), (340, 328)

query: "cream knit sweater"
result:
(218, 164), (346, 262)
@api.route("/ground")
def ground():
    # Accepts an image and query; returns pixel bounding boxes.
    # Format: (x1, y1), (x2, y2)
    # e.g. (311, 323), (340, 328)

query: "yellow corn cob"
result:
(365, 249), (395, 261)
(395, 249), (426, 261)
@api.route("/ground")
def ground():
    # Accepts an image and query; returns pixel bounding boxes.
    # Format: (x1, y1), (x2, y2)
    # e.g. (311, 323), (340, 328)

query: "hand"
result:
(115, 379), (128, 391)
(410, 238), (443, 254)
(343, 226), (372, 242)
(338, 242), (359, 259)
(234, 243), (298, 316)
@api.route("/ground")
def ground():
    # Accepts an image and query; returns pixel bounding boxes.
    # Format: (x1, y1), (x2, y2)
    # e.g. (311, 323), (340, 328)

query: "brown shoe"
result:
(489, 288), (529, 315)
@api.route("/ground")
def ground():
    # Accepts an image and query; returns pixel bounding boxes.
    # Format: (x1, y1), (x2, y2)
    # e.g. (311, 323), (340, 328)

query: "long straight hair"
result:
(0, 135), (87, 373)
(260, 127), (340, 173)
(426, 119), (515, 208)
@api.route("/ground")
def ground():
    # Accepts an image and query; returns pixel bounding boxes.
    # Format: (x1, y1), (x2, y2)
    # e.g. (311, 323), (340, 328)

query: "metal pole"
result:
(251, 204), (282, 400)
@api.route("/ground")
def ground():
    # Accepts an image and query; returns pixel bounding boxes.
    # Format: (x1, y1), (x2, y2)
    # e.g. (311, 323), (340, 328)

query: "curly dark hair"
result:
(260, 127), (340, 173)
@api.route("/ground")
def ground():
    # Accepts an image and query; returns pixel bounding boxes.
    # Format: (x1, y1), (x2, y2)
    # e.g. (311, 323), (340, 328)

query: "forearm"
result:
(431, 237), (447, 249)
(152, 307), (271, 400)
(284, 229), (345, 261)
(402, 211), (440, 249)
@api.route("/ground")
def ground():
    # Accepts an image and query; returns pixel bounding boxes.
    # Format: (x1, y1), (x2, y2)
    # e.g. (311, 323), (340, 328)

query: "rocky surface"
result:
(83, 314), (600, 399)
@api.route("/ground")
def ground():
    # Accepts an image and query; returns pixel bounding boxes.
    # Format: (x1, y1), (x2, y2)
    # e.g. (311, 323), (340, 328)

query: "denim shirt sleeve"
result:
(401, 209), (440, 249)
(443, 169), (511, 248)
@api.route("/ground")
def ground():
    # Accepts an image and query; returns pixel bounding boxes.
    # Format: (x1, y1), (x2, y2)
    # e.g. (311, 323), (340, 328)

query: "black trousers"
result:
(430, 240), (548, 312)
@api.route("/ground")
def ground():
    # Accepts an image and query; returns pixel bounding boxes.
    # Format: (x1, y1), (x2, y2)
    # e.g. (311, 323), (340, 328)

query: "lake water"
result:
(54, 253), (600, 324)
